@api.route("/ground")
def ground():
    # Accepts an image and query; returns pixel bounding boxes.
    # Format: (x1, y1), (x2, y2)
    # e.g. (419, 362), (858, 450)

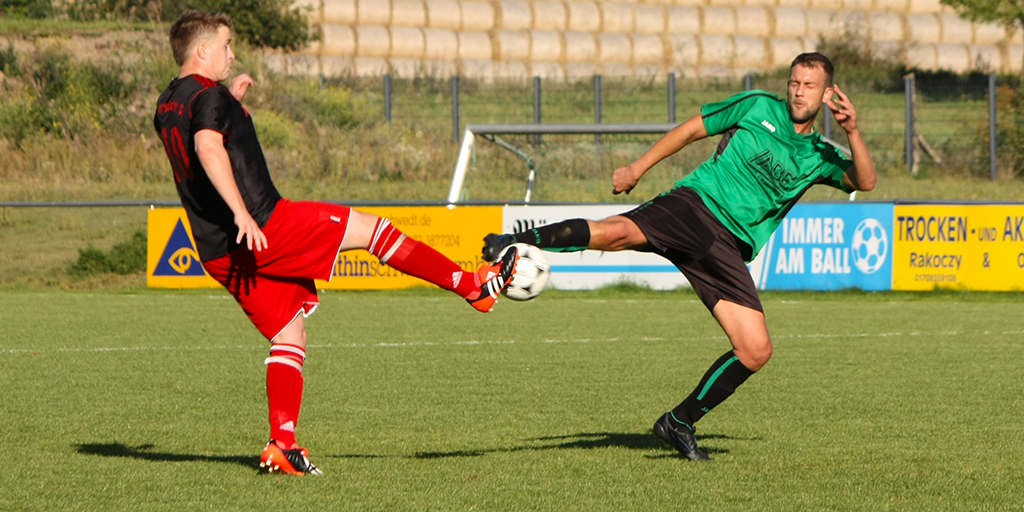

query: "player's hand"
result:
(612, 165), (640, 195)
(235, 211), (267, 252)
(230, 74), (255, 102)
(826, 84), (858, 133)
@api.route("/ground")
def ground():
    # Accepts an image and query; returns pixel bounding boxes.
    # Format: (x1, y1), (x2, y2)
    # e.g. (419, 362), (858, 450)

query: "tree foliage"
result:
(201, 0), (316, 52)
(941, 0), (1023, 75)
(940, 0), (1024, 29)
(3, 0), (317, 52)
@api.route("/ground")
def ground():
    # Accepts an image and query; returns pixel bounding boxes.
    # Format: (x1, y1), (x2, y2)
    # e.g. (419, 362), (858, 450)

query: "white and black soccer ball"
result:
(851, 218), (888, 274)
(500, 243), (550, 301)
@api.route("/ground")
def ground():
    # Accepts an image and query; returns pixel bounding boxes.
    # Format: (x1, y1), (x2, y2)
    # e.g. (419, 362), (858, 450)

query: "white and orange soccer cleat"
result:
(259, 440), (323, 476)
(465, 245), (519, 312)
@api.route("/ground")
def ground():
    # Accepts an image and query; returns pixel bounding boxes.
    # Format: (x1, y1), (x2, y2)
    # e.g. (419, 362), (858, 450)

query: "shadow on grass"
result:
(76, 431), (761, 466)
(334, 431), (759, 460)
(74, 443), (261, 470)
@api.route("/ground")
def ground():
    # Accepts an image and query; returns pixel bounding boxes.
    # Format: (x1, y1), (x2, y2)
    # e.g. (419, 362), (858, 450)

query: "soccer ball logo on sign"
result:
(851, 218), (888, 274)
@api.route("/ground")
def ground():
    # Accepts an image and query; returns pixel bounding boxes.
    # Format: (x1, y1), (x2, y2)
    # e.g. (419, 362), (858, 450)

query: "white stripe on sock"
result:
(265, 356), (303, 372)
(380, 234), (407, 264)
(370, 219), (390, 254)
(270, 345), (306, 360)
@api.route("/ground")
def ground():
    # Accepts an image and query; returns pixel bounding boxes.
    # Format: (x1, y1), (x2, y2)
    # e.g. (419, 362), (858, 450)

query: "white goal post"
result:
(447, 123), (854, 205)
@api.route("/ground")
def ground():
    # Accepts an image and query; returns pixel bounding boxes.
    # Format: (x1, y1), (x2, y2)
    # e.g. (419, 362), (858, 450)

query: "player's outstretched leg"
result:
(482, 216), (650, 262)
(361, 215), (519, 312)
(482, 219), (591, 262)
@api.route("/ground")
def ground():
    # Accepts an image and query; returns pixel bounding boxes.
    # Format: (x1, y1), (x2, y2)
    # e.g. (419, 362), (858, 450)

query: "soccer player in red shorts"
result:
(153, 11), (519, 475)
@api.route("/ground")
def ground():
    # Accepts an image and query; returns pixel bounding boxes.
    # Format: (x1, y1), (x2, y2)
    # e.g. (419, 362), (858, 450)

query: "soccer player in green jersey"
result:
(481, 52), (876, 460)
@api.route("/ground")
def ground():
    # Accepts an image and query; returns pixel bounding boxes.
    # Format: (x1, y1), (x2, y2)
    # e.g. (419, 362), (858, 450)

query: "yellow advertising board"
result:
(316, 206), (501, 289)
(147, 206), (502, 290)
(892, 205), (1024, 291)
(147, 208), (220, 288)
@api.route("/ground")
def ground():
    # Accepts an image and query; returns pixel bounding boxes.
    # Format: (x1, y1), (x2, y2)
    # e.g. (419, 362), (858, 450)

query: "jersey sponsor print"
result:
(683, 90), (851, 260)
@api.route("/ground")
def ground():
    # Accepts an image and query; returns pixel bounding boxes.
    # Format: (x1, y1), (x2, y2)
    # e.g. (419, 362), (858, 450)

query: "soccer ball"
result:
(851, 218), (888, 274)
(500, 243), (550, 301)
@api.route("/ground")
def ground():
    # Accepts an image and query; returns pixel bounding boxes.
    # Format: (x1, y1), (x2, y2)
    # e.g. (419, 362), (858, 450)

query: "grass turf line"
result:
(1, 289), (1022, 510)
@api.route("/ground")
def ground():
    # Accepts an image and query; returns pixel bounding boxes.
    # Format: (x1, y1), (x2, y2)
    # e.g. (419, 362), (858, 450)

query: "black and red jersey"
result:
(153, 74), (281, 261)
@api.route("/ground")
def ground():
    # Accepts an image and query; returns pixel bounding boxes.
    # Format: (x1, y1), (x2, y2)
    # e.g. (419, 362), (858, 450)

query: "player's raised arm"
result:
(829, 84), (876, 192)
(229, 73), (254, 102)
(613, 113), (708, 194)
(194, 129), (267, 251)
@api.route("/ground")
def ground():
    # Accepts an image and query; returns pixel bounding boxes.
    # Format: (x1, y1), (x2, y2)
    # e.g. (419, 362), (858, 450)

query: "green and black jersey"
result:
(679, 90), (851, 262)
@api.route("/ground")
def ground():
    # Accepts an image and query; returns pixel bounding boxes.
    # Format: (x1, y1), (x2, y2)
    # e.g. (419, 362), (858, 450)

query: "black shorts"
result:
(622, 186), (763, 313)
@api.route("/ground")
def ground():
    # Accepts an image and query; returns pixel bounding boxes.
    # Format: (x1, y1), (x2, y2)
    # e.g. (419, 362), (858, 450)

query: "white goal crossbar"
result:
(447, 123), (854, 205)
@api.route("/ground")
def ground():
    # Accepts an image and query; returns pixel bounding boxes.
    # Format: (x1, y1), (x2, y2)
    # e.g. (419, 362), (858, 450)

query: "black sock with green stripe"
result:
(513, 218), (590, 252)
(669, 350), (754, 431)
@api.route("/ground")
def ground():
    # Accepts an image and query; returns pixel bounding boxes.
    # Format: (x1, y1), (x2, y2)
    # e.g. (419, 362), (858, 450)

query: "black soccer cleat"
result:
(482, 233), (516, 263)
(653, 413), (711, 461)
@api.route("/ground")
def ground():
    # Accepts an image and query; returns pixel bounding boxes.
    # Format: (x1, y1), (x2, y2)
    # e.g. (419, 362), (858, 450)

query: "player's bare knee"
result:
(591, 217), (643, 251)
(274, 322), (308, 350)
(735, 337), (772, 371)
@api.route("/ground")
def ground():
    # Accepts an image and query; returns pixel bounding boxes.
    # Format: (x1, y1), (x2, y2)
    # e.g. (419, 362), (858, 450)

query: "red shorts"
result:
(202, 199), (352, 341)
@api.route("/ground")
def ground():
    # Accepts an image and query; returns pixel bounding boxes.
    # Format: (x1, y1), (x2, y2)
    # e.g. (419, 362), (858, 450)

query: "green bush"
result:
(68, 230), (147, 276)
(0, 86), (44, 145)
(0, 0), (55, 18)
(0, 43), (19, 76)
(59, 0), (316, 51)
(307, 85), (356, 128)
(0, 48), (138, 140)
(264, 79), (357, 128)
(252, 109), (298, 149)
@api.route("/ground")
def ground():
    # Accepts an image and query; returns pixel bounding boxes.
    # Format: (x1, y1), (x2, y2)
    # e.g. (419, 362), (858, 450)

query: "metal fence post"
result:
(534, 76), (542, 145)
(989, 73), (998, 181)
(824, 108), (832, 140)
(904, 74), (914, 173)
(594, 74), (602, 144)
(452, 75), (460, 144)
(668, 72), (676, 124)
(384, 73), (392, 123)
(744, 73), (753, 91)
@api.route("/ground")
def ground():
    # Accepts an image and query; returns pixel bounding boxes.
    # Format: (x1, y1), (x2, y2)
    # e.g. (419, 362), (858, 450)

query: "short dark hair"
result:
(790, 52), (834, 87)
(169, 10), (233, 66)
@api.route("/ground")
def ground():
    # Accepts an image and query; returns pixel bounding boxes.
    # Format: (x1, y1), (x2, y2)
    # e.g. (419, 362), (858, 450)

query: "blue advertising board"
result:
(753, 202), (894, 291)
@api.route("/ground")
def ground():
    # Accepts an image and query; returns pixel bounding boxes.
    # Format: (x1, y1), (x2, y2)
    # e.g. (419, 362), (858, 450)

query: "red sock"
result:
(266, 344), (305, 450)
(368, 218), (478, 297)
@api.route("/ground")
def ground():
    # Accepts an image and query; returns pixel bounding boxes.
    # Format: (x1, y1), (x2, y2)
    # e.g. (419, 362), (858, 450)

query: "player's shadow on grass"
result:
(75, 443), (261, 470)
(406, 431), (759, 459)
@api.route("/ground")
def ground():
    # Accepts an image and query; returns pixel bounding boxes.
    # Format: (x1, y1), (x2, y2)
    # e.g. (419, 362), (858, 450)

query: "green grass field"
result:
(2, 288), (1023, 510)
